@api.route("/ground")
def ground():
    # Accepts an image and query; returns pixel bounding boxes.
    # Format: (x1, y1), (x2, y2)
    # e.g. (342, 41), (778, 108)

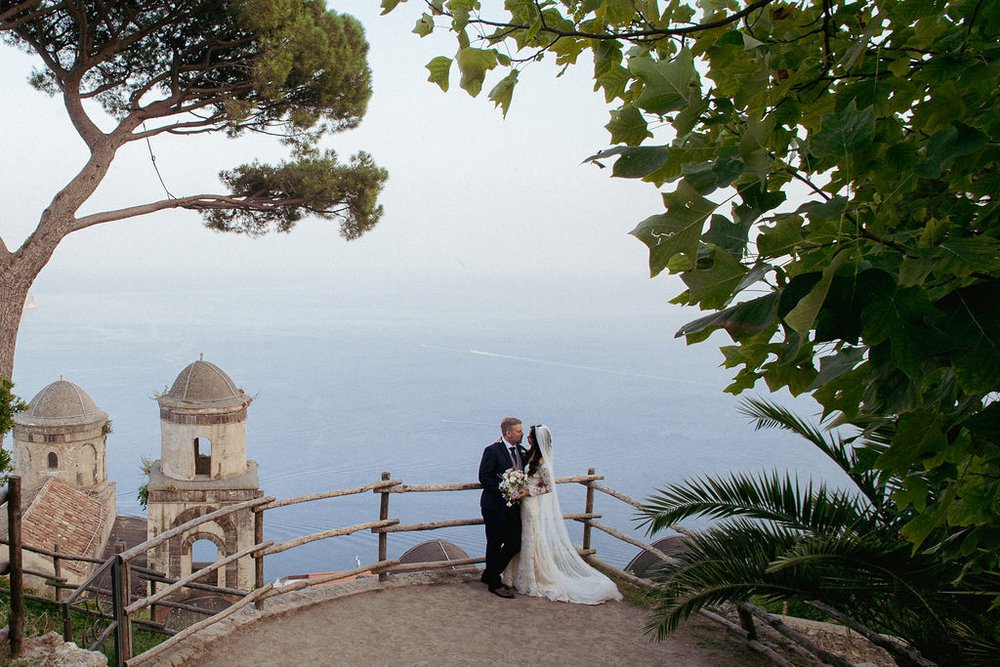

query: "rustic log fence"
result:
(3, 472), (932, 667)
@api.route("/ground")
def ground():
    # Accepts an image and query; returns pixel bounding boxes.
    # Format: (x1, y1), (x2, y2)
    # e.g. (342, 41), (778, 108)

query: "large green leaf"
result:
(937, 283), (1000, 394)
(593, 40), (630, 102)
(488, 70), (519, 117)
(456, 47), (498, 96)
(756, 215), (803, 259)
(916, 122), (989, 178)
(861, 283), (950, 380)
(381, 0), (405, 15)
(932, 237), (1000, 277)
(412, 13), (434, 37)
(425, 56), (452, 92)
(680, 247), (747, 310)
(739, 114), (776, 182)
(629, 49), (700, 115)
(605, 105), (652, 146)
(784, 250), (849, 336)
(676, 292), (780, 342)
(806, 346), (867, 391)
(808, 101), (875, 159)
(630, 180), (716, 276)
(612, 145), (669, 179)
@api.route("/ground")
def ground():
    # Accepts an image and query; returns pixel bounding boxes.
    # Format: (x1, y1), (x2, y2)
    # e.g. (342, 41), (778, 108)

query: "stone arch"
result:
(167, 507), (239, 588)
(182, 531), (225, 587)
(47, 451), (58, 469)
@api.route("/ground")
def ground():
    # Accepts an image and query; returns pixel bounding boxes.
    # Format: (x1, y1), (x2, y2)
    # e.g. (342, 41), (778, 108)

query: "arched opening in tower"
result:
(191, 538), (221, 586)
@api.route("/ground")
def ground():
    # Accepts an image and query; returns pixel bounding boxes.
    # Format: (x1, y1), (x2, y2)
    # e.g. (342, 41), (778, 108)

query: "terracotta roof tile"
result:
(18, 479), (108, 577)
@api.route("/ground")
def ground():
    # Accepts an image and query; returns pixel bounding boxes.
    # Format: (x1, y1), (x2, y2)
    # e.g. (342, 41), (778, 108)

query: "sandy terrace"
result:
(152, 570), (772, 666)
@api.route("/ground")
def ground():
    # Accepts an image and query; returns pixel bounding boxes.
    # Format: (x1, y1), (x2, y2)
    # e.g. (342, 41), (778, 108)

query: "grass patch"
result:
(0, 587), (168, 663)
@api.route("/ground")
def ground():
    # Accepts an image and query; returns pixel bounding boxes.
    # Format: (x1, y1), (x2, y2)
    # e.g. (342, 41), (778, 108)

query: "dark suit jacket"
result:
(479, 439), (527, 513)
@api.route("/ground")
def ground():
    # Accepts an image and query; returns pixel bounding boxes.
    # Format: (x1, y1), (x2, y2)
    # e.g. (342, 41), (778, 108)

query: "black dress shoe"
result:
(489, 586), (515, 599)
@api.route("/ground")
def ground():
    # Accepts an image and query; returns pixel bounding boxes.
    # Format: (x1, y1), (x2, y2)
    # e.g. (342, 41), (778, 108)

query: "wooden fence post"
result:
(52, 542), (62, 601)
(582, 468), (595, 552)
(7, 475), (23, 659)
(254, 508), (265, 611)
(112, 555), (133, 665)
(737, 604), (758, 640)
(149, 578), (158, 625)
(378, 472), (390, 582)
(54, 541), (73, 642)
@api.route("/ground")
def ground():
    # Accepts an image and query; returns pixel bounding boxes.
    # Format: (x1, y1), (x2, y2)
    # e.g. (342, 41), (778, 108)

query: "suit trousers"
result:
(482, 505), (521, 588)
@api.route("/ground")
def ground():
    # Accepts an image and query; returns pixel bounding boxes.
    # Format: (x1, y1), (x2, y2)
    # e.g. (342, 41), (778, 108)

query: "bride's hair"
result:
(524, 424), (544, 475)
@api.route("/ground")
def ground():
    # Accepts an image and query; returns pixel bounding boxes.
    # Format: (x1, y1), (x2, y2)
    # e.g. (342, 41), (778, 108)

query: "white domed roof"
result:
(159, 359), (250, 409)
(14, 379), (108, 427)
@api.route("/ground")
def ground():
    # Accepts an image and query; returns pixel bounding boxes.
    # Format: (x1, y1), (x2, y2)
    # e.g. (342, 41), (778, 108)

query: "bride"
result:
(502, 424), (622, 604)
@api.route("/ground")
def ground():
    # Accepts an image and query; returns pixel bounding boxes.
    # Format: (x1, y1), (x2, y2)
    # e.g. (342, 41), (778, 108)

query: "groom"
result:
(478, 416), (528, 598)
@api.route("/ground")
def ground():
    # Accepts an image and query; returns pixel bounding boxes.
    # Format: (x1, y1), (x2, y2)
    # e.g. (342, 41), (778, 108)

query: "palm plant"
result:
(638, 397), (998, 665)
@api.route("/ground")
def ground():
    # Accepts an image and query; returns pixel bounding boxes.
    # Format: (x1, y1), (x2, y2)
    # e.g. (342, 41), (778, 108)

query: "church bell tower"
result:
(145, 358), (262, 591)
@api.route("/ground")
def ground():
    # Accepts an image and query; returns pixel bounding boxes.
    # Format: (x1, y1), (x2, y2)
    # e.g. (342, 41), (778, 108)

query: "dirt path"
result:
(169, 572), (771, 667)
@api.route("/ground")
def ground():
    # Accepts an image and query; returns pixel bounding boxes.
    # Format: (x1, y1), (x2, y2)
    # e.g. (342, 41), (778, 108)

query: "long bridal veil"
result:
(527, 425), (622, 604)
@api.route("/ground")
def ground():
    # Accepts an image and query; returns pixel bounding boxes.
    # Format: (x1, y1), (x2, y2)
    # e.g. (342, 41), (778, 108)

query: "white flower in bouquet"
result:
(499, 468), (528, 506)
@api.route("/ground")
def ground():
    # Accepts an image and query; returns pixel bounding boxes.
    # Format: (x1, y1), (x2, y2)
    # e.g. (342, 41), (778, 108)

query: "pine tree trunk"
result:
(0, 237), (59, 383)
(0, 272), (29, 384)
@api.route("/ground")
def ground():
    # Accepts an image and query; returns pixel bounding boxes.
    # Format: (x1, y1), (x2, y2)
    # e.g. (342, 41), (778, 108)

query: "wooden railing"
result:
(63, 467), (669, 666)
(5, 471), (932, 667)
(0, 476), (24, 659)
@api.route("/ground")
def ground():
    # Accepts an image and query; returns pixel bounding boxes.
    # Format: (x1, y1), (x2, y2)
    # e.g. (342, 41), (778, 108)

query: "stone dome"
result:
(14, 379), (108, 427)
(159, 359), (250, 409)
(624, 535), (690, 579)
(399, 539), (470, 569)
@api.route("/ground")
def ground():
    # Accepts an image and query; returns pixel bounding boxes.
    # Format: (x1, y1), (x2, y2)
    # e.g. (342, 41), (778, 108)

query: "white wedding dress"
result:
(502, 426), (622, 605)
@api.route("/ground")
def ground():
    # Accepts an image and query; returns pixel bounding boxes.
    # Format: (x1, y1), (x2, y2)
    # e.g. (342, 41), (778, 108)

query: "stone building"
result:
(11, 379), (113, 498)
(145, 359), (262, 592)
(3, 380), (117, 592)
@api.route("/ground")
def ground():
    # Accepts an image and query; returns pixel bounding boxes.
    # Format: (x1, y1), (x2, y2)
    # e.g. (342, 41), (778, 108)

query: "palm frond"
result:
(950, 619), (1000, 665)
(639, 469), (872, 536)
(768, 533), (951, 635)
(645, 519), (831, 638)
(739, 396), (887, 506)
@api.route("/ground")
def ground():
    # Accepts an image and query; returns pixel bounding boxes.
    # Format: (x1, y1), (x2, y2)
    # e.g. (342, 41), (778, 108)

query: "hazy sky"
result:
(1, 3), (679, 306)
(2, 3), (786, 410)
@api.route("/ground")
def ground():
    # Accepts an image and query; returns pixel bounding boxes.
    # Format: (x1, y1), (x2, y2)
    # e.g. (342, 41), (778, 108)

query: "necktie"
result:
(510, 447), (521, 470)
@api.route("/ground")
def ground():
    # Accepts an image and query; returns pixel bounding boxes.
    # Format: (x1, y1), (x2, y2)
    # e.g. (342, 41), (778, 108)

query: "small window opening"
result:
(47, 452), (58, 469)
(194, 437), (212, 476)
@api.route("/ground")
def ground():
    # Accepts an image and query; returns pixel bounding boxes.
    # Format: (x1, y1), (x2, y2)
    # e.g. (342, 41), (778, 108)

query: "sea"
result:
(10, 270), (848, 581)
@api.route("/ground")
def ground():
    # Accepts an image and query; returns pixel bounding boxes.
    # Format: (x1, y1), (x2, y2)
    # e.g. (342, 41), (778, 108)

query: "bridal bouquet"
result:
(499, 469), (528, 506)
